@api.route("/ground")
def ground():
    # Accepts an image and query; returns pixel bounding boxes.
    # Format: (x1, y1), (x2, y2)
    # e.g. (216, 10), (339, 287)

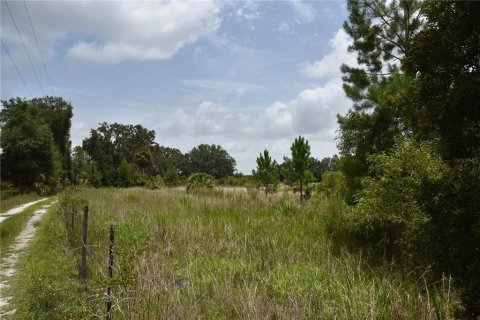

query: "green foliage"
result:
(82, 122), (157, 185)
(0, 100), (55, 190)
(145, 175), (165, 189)
(338, 73), (411, 201)
(317, 171), (347, 198)
(0, 181), (21, 201)
(218, 175), (254, 187)
(163, 165), (181, 187)
(71, 146), (103, 187)
(308, 155), (338, 181)
(152, 145), (185, 176)
(186, 173), (216, 193)
(0, 97), (73, 191)
(400, 3), (480, 316)
(117, 160), (136, 187)
(352, 140), (447, 259)
(339, 0), (423, 199)
(403, 1), (480, 162)
(184, 144), (236, 179)
(253, 149), (279, 195)
(284, 136), (314, 201)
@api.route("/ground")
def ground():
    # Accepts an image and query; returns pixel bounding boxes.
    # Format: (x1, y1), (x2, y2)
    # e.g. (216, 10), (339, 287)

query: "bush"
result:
(186, 173), (216, 193)
(316, 171), (347, 198)
(145, 175), (165, 189)
(0, 180), (21, 200)
(163, 166), (181, 187)
(352, 140), (447, 260)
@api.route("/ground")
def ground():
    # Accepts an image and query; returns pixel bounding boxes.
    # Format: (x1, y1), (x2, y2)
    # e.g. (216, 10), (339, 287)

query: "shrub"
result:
(186, 173), (216, 193)
(163, 166), (181, 187)
(316, 171), (347, 198)
(352, 140), (447, 260)
(145, 175), (165, 189)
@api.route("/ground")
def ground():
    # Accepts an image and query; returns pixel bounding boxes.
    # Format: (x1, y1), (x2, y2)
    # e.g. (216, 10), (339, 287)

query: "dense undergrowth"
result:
(6, 187), (459, 319)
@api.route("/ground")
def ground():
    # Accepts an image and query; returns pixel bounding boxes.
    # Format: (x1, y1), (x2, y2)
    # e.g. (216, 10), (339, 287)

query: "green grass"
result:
(7, 187), (460, 319)
(0, 193), (43, 213)
(0, 198), (53, 255)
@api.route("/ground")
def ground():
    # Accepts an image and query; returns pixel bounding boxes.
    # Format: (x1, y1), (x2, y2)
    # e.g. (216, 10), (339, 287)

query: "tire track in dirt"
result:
(0, 200), (57, 316)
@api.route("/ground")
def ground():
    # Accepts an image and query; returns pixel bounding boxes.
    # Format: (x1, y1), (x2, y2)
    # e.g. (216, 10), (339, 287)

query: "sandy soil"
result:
(0, 200), (56, 316)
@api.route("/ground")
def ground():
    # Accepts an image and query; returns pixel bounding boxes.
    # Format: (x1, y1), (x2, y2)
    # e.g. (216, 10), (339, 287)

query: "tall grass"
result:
(8, 187), (459, 319)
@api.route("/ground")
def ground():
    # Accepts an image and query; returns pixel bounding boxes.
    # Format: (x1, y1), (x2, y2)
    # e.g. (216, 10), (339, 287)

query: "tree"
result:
(252, 149), (279, 196)
(163, 165), (181, 187)
(400, 2), (480, 316)
(0, 100), (56, 190)
(184, 144), (236, 179)
(71, 146), (102, 186)
(284, 136), (313, 201)
(338, 0), (424, 200)
(31, 97), (73, 181)
(1, 97), (73, 186)
(152, 146), (185, 176)
(82, 122), (157, 185)
(117, 160), (136, 187)
(308, 155), (339, 181)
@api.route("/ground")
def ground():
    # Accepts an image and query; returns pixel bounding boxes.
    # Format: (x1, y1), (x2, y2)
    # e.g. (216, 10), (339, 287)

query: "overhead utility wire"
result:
(1, 39), (33, 98)
(23, 0), (55, 96)
(4, 0), (45, 96)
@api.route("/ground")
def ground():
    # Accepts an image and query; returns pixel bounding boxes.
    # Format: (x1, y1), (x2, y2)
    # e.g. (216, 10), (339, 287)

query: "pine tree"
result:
(286, 136), (313, 201)
(253, 149), (279, 196)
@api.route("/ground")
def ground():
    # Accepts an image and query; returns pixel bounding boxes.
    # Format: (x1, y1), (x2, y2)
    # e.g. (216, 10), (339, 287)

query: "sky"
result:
(1, 0), (357, 173)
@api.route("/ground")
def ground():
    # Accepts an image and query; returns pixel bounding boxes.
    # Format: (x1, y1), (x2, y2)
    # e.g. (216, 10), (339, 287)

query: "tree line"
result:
(1, 104), (336, 193)
(332, 1), (479, 317)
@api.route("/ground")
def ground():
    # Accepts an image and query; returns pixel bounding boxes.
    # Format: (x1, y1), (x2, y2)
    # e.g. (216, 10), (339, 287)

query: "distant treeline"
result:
(0, 100), (337, 192)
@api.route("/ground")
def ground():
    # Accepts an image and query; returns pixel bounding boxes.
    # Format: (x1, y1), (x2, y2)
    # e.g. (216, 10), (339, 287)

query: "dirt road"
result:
(0, 200), (57, 316)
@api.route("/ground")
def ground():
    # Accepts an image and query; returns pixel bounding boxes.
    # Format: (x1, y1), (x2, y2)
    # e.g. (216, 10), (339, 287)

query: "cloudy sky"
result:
(1, 0), (356, 173)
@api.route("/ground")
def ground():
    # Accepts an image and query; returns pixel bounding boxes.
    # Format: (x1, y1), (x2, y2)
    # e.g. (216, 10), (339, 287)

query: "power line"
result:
(1, 39), (33, 98)
(4, 0), (45, 96)
(23, 0), (55, 96)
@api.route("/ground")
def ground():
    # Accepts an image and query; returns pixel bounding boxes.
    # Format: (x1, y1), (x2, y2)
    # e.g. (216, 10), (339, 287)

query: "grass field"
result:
(7, 187), (459, 319)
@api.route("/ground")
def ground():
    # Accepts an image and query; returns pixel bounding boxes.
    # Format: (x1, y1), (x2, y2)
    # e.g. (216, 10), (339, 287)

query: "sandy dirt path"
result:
(0, 200), (57, 316)
(0, 198), (49, 223)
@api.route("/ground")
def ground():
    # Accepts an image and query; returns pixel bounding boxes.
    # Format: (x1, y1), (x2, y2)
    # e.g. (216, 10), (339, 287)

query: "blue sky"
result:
(1, 0), (356, 173)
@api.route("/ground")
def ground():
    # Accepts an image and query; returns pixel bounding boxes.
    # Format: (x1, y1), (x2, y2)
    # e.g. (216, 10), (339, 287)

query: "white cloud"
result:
(300, 29), (357, 79)
(259, 77), (349, 139)
(158, 101), (251, 138)
(2, 1), (222, 64)
(66, 1), (221, 63)
(291, 0), (316, 22)
(236, 0), (260, 21)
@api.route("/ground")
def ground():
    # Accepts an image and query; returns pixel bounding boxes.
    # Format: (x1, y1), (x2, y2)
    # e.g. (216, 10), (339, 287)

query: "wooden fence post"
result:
(80, 205), (89, 279)
(106, 224), (115, 320)
(71, 207), (76, 230)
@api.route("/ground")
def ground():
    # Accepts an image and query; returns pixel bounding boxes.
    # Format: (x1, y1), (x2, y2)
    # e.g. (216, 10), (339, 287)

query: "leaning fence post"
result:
(80, 205), (89, 279)
(106, 224), (115, 320)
